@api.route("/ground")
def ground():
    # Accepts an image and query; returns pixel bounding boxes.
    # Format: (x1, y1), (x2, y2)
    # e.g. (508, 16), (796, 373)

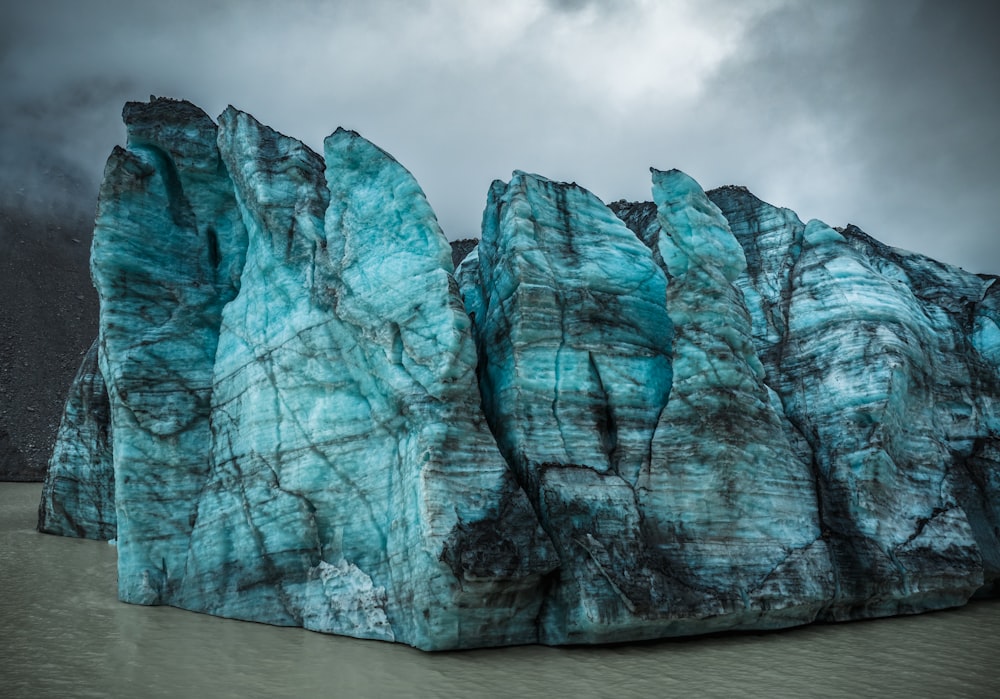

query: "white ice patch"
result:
(292, 559), (395, 642)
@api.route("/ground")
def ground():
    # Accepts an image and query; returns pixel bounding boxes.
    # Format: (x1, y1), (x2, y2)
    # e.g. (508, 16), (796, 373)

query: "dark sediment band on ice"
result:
(39, 98), (1000, 650)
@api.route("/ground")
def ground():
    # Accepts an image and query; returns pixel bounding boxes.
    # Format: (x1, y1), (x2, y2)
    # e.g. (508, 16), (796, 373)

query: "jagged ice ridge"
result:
(38, 98), (1000, 650)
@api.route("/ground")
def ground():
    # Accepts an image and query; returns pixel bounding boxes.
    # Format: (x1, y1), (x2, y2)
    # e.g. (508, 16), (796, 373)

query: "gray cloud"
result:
(1, 0), (997, 272)
(691, 0), (1000, 272)
(544, 0), (624, 13)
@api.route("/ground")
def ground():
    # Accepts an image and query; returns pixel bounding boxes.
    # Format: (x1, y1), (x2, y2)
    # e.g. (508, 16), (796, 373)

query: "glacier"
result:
(37, 339), (115, 540)
(39, 98), (1000, 649)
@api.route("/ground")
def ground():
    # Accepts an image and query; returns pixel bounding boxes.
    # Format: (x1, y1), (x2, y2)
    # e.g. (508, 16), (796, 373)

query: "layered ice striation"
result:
(704, 187), (1000, 610)
(39, 98), (1000, 649)
(89, 99), (244, 605)
(180, 110), (556, 648)
(457, 172), (674, 643)
(637, 170), (833, 630)
(47, 98), (555, 650)
(38, 339), (115, 540)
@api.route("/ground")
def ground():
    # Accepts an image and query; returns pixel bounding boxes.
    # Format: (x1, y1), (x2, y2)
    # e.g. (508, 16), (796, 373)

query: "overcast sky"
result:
(2, 0), (998, 273)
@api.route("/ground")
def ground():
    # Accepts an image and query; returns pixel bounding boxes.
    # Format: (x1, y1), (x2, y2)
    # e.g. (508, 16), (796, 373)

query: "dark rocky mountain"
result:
(449, 238), (478, 269)
(1, 205), (99, 480)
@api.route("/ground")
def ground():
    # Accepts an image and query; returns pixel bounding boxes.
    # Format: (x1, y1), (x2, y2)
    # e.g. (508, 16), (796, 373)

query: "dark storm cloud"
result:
(0, 0), (355, 214)
(693, 0), (1000, 272)
(1, 0), (997, 272)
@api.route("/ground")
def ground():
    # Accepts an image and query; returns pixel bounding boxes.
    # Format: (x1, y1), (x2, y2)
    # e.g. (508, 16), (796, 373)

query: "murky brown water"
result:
(2, 483), (998, 698)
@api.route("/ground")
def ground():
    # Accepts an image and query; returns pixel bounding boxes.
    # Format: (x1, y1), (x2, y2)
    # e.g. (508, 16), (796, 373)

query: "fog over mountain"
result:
(1, 0), (999, 478)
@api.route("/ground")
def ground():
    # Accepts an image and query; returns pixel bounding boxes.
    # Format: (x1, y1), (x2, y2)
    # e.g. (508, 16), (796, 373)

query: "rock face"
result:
(1, 204), (98, 482)
(39, 98), (1000, 650)
(449, 237), (478, 268)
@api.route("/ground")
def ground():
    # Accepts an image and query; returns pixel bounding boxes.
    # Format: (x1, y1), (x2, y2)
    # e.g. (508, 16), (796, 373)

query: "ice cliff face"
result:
(702, 186), (1000, 614)
(457, 172), (674, 643)
(39, 98), (1000, 650)
(37, 339), (114, 540)
(180, 110), (556, 648)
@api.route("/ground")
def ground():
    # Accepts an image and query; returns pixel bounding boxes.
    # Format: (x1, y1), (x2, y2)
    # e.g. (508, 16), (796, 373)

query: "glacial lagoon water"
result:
(2, 484), (999, 698)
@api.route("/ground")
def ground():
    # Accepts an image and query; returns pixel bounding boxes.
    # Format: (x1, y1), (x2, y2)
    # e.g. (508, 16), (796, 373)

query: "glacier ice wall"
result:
(457, 171), (674, 643)
(638, 169), (833, 628)
(702, 186), (1000, 611)
(89, 99), (243, 605)
(39, 98), (1000, 649)
(177, 110), (556, 648)
(37, 339), (115, 540)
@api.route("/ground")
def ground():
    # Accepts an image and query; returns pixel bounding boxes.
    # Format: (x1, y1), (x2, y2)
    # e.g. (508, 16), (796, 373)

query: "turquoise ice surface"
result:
(39, 98), (1000, 649)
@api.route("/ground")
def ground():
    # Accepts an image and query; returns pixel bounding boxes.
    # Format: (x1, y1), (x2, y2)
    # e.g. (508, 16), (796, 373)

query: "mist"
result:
(2, 0), (997, 272)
